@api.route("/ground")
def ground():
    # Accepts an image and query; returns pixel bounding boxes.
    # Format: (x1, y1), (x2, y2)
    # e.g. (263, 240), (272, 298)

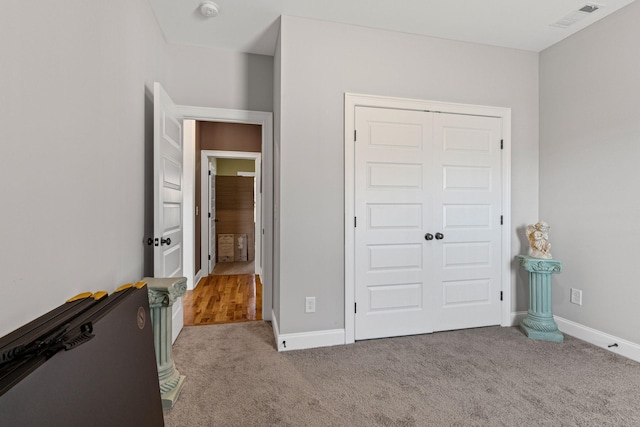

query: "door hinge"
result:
(500, 139), (504, 150)
(500, 291), (503, 301)
(354, 302), (357, 314)
(354, 130), (357, 141)
(208, 170), (211, 175)
(208, 212), (211, 218)
(500, 215), (503, 225)
(208, 255), (211, 261)
(354, 217), (357, 227)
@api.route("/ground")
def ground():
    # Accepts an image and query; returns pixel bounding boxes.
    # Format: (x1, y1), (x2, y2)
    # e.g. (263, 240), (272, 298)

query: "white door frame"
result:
(178, 106), (273, 322)
(344, 92), (512, 344)
(200, 150), (262, 278)
(208, 159), (216, 275)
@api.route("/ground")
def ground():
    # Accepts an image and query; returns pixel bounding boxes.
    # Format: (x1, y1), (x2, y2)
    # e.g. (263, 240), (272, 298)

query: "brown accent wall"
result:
(215, 176), (255, 262)
(195, 121), (262, 274)
(199, 122), (261, 152)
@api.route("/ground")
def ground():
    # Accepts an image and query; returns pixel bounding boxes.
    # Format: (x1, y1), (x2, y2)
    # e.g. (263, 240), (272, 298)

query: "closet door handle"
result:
(425, 233), (434, 241)
(435, 233), (444, 240)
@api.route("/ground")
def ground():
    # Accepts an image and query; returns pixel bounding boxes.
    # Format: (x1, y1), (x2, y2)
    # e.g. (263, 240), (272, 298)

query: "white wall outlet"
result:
(305, 296), (316, 313)
(570, 288), (583, 305)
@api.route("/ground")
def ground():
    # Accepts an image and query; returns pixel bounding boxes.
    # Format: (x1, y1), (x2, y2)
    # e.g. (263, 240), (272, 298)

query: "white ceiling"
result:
(148, 0), (636, 56)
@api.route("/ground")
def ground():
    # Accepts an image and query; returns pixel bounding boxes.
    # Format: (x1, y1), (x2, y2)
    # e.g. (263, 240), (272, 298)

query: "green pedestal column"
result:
(517, 256), (564, 343)
(144, 276), (187, 409)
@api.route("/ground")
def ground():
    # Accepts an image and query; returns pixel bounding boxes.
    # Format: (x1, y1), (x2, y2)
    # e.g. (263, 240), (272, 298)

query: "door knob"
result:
(435, 233), (444, 240)
(425, 233), (434, 241)
(161, 237), (172, 246)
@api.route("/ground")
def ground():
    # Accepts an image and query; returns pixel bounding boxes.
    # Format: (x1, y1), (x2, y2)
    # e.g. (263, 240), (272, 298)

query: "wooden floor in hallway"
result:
(183, 274), (262, 326)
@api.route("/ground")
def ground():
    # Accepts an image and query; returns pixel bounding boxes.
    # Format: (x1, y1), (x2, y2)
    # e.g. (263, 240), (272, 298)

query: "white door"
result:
(354, 107), (502, 340)
(354, 107), (435, 340)
(153, 82), (184, 342)
(208, 160), (216, 274)
(432, 113), (503, 331)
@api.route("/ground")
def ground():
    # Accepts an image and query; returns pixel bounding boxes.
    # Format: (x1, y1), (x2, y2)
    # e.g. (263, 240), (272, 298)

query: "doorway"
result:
(201, 150), (262, 278)
(179, 107), (273, 323)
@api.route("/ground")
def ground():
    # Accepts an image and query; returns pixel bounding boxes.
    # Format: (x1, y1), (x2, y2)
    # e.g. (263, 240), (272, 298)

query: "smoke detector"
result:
(199, 1), (220, 18)
(551, 3), (603, 28)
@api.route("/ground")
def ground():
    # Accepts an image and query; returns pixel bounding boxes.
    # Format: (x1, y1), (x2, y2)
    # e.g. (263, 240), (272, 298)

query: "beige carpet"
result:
(164, 322), (640, 426)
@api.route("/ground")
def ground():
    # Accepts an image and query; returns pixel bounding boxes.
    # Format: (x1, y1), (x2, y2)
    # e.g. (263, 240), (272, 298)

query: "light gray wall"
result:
(277, 16), (539, 334)
(165, 44), (274, 112)
(0, 1), (166, 335)
(273, 28), (282, 326)
(540, 2), (640, 344)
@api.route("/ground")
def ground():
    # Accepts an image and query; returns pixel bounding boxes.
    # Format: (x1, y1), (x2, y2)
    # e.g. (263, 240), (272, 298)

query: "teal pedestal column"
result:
(144, 276), (187, 409)
(518, 256), (564, 343)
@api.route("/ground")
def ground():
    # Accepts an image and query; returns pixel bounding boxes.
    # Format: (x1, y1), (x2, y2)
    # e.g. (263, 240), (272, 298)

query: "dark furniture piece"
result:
(0, 284), (164, 426)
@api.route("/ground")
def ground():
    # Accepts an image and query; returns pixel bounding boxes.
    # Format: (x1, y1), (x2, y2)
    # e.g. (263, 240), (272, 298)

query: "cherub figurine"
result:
(526, 221), (552, 259)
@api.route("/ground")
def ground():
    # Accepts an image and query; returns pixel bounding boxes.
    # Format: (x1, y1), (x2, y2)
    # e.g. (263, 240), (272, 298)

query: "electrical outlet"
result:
(305, 296), (316, 313)
(570, 288), (583, 306)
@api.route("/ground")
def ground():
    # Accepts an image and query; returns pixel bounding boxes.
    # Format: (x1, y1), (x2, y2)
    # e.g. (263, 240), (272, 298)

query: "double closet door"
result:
(354, 107), (503, 341)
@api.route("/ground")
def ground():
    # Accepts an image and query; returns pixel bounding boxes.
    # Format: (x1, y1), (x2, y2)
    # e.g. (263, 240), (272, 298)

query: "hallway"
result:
(183, 274), (262, 326)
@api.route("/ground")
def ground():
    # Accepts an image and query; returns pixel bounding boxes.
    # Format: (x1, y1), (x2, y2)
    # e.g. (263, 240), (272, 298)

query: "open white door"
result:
(153, 82), (184, 343)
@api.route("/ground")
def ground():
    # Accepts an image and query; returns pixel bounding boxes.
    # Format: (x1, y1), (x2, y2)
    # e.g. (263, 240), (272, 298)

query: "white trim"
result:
(276, 330), (345, 351)
(344, 93), (512, 344)
(276, 329), (345, 352)
(182, 120), (197, 290)
(500, 111), (512, 328)
(171, 298), (184, 344)
(272, 310), (345, 353)
(194, 269), (204, 290)
(201, 150), (262, 277)
(177, 106), (273, 322)
(555, 316), (640, 363)
(271, 309), (281, 347)
(511, 311), (527, 326)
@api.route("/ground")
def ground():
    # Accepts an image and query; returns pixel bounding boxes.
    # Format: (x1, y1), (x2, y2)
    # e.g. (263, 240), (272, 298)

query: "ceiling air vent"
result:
(551, 3), (602, 28)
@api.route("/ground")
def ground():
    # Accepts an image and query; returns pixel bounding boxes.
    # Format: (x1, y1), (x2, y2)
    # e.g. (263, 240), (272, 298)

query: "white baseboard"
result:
(270, 311), (640, 360)
(172, 300), (183, 344)
(271, 309), (280, 347)
(510, 311), (527, 326)
(194, 270), (204, 289)
(271, 311), (345, 352)
(554, 316), (640, 363)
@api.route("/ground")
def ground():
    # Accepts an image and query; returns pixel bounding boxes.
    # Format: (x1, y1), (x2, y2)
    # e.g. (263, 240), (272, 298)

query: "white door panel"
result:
(355, 107), (434, 340)
(354, 107), (502, 340)
(433, 113), (502, 332)
(153, 82), (184, 342)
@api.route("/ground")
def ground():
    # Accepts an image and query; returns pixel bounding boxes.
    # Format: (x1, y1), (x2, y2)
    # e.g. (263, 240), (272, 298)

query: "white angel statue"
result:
(526, 221), (552, 259)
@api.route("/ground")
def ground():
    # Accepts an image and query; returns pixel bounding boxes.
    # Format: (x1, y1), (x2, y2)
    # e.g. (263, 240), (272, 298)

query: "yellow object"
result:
(66, 292), (93, 303)
(115, 283), (133, 293)
(135, 281), (147, 289)
(92, 291), (108, 300)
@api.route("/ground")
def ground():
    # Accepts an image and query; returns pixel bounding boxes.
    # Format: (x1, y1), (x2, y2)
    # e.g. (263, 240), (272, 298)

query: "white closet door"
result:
(432, 113), (503, 331)
(354, 107), (503, 340)
(354, 107), (435, 340)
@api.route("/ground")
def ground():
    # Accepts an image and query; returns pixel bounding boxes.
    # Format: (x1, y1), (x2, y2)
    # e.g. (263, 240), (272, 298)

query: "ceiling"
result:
(148, 0), (636, 56)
